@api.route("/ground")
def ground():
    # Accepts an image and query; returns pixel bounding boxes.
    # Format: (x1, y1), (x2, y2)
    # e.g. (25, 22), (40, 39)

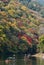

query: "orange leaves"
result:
(2, 19), (7, 23)
(29, 28), (36, 33)
(8, 21), (17, 28)
(0, 11), (6, 16)
(21, 6), (27, 11)
(21, 35), (32, 45)
(21, 36), (27, 40)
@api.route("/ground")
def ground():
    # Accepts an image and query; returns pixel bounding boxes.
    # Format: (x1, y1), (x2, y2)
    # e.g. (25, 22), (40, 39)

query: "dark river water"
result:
(0, 55), (44, 65)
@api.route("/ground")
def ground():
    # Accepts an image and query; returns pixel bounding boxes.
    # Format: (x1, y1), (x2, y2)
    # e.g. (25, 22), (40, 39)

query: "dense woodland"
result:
(0, 0), (44, 57)
(18, 0), (44, 18)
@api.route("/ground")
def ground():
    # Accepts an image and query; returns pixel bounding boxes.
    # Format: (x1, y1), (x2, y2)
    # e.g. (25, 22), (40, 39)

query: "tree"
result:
(39, 35), (44, 53)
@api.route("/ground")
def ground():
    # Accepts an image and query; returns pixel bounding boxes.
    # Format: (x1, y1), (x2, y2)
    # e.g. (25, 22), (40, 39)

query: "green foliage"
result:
(38, 35), (44, 53)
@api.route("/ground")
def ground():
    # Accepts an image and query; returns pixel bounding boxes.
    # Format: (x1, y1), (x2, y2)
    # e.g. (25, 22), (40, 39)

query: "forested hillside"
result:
(18, 0), (44, 18)
(0, 0), (44, 56)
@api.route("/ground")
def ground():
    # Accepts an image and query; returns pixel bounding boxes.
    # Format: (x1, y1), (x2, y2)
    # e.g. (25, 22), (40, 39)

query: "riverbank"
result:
(32, 53), (44, 58)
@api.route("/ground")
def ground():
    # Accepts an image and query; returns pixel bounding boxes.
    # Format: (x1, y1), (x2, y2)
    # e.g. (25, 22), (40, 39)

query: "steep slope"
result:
(0, 0), (44, 55)
(18, 0), (44, 18)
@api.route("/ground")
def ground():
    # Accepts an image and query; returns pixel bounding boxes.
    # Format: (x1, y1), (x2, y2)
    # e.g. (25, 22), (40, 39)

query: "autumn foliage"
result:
(0, 0), (43, 55)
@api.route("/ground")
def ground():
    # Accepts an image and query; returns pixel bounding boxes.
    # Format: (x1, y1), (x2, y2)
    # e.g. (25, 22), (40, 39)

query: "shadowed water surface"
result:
(0, 56), (44, 65)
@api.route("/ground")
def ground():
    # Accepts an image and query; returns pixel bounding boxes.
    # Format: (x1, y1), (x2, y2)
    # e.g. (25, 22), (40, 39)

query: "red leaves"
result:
(18, 32), (32, 45)
(18, 32), (22, 39)
(26, 36), (32, 43)
(23, 34), (32, 43)
(18, 34), (21, 39)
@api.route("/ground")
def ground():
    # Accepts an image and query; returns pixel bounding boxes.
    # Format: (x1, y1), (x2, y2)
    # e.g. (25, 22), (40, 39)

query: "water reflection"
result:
(0, 57), (44, 65)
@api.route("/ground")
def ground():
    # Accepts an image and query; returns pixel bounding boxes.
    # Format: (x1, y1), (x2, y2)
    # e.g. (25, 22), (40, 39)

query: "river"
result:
(0, 55), (44, 65)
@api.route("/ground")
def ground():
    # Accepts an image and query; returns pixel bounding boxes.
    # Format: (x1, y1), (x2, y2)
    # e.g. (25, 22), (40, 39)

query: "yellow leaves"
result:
(12, 3), (18, 7)
(24, 29), (28, 32)
(39, 35), (44, 42)
(8, 22), (16, 27)
(31, 13), (35, 16)
(8, 22), (18, 29)
(29, 22), (37, 27)
(0, 29), (2, 32)
(30, 22), (34, 26)
(35, 19), (40, 25)
(0, 25), (4, 29)
(8, 10), (13, 15)
(2, 34), (6, 37)
(29, 17), (35, 22)
(0, 11), (6, 16)
(2, 19), (7, 22)
(21, 36), (27, 41)
(8, 22), (12, 25)
(6, 21), (18, 29)
(8, 9), (15, 16)
(21, 6), (27, 11)
(11, 23), (16, 27)
(20, 26), (26, 29)
(5, 5), (10, 9)
(0, 37), (4, 40)
(12, 22), (16, 26)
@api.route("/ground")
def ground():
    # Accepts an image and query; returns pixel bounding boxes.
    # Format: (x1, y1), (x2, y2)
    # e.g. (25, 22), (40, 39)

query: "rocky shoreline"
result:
(32, 53), (44, 58)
